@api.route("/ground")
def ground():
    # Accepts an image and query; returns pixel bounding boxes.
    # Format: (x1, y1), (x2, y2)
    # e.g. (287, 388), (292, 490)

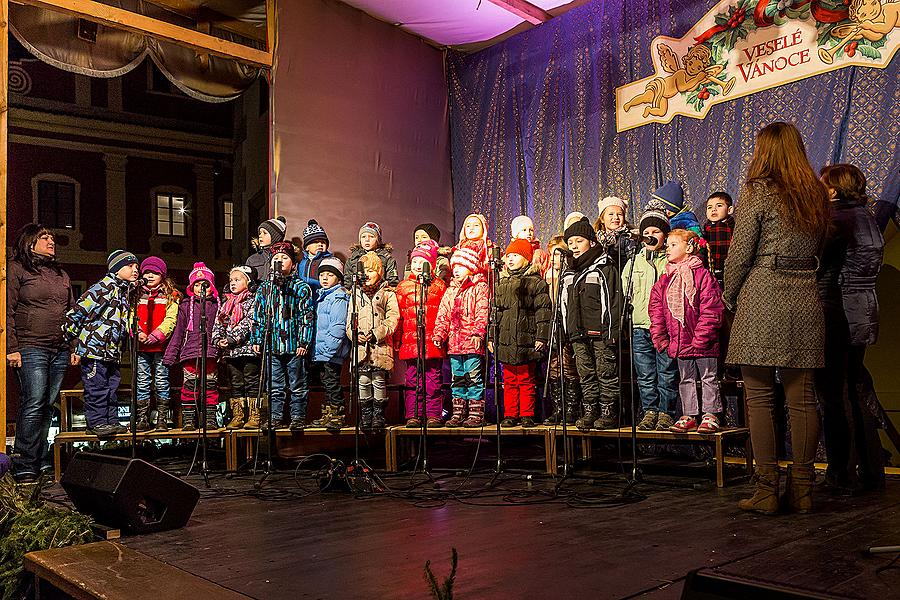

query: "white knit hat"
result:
(597, 196), (628, 218)
(564, 211), (586, 230)
(510, 215), (535, 238)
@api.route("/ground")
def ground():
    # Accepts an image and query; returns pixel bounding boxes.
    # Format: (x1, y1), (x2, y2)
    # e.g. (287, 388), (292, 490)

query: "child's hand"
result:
(296, 346), (307, 357)
(138, 332), (148, 343)
(487, 341), (494, 354)
(252, 344), (261, 354)
(358, 332), (371, 343)
(471, 336), (483, 352)
(433, 338), (442, 349)
(217, 339), (229, 349)
(535, 341), (546, 352)
(70, 354), (81, 366)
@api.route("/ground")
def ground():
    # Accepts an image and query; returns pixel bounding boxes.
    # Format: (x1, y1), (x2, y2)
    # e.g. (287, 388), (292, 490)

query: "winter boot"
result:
(371, 400), (387, 430)
(182, 405), (197, 432)
(311, 404), (333, 428)
(462, 399), (486, 427)
(205, 404), (221, 430)
(543, 380), (564, 425)
(738, 465), (780, 515)
(154, 401), (170, 431)
(226, 398), (245, 430)
(593, 401), (618, 430)
(575, 403), (599, 431)
(445, 398), (467, 428)
(359, 399), (374, 430)
(244, 399), (261, 429)
(135, 399), (152, 432)
(785, 465), (815, 514)
(326, 404), (345, 432)
(562, 380), (581, 425)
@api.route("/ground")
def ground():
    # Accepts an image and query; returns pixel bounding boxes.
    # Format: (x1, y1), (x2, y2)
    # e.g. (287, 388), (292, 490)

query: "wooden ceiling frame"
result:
(487, 0), (552, 25)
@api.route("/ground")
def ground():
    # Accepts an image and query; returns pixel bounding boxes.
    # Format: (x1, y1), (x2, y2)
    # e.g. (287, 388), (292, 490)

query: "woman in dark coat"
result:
(6, 224), (76, 482)
(723, 122), (830, 515)
(817, 164), (885, 493)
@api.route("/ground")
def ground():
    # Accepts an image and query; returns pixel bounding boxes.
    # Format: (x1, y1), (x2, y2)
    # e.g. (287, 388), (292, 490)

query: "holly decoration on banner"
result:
(686, 82), (721, 111)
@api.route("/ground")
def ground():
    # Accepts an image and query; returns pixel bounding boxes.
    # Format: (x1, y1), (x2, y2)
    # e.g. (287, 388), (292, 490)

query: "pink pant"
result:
(404, 359), (444, 419)
(181, 361), (219, 406)
(502, 362), (537, 418)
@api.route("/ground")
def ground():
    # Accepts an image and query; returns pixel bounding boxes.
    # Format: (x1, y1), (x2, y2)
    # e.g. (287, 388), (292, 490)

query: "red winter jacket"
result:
(394, 275), (447, 361)
(648, 258), (724, 359)
(137, 287), (180, 353)
(433, 276), (490, 356)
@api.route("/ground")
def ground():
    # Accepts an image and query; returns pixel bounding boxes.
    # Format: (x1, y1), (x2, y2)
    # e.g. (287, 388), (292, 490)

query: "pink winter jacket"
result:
(648, 260), (724, 359)
(433, 276), (490, 355)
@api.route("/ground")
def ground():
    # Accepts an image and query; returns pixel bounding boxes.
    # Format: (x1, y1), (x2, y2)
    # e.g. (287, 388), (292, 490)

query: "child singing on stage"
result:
(346, 222), (400, 287)
(594, 196), (636, 268)
(543, 235), (581, 425)
(246, 216), (287, 281)
(510, 215), (550, 277)
(310, 257), (350, 431)
(163, 262), (221, 431)
(454, 213), (493, 276)
(135, 256), (181, 431)
(395, 240), (447, 427)
(649, 229), (725, 433)
(405, 223), (451, 283)
(703, 192), (735, 287)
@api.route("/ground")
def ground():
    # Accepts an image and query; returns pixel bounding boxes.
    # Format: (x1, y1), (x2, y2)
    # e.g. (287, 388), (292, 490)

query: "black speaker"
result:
(682, 569), (839, 599)
(60, 453), (200, 534)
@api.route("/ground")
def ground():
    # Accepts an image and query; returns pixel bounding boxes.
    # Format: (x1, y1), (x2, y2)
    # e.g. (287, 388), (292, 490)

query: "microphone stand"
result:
(194, 284), (211, 487)
(544, 249), (572, 486)
(128, 279), (142, 457)
(412, 266), (435, 482)
(620, 242), (643, 496)
(253, 260), (280, 488)
(488, 245), (504, 482)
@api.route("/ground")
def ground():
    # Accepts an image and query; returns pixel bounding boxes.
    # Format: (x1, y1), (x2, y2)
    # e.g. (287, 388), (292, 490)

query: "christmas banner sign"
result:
(615, 0), (900, 132)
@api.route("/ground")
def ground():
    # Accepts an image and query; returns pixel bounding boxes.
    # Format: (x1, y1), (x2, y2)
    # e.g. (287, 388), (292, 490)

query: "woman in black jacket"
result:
(6, 224), (76, 482)
(817, 164), (886, 493)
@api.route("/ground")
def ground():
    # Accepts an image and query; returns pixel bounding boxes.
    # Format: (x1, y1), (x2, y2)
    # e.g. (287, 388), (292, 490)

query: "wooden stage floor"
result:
(109, 460), (900, 600)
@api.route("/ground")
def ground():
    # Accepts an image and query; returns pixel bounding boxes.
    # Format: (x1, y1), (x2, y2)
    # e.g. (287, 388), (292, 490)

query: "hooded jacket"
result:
(346, 282), (399, 371)
(63, 273), (131, 361)
(163, 295), (221, 366)
(212, 292), (257, 359)
(137, 286), (180, 353)
(250, 273), (314, 355)
(494, 263), (551, 365)
(314, 284), (350, 364)
(434, 275), (490, 355)
(648, 257), (724, 359)
(345, 245), (400, 287)
(394, 275), (447, 361)
(622, 248), (668, 330)
(559, 244), (622, 343)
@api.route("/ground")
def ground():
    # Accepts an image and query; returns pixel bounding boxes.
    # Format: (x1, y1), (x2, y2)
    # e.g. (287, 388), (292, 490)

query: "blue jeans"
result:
(632, 328), (678, 417)
(13, 347), (69, 477)
(270, 354), (308, 421)
(450, 354), (484, 401)
(136, 352), (170, 402)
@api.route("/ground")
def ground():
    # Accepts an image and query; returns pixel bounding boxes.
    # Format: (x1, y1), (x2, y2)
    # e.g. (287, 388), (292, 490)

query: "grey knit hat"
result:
(259, 216), (287, 243)
(318, 256), (344, 281)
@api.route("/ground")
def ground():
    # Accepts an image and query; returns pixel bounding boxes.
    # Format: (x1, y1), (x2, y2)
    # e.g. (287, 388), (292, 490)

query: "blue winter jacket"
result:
(63, 273), (132, 361)
(669, 210), (702, 236)
(297, 249), (333, 292)
(313, 285), (350, 364)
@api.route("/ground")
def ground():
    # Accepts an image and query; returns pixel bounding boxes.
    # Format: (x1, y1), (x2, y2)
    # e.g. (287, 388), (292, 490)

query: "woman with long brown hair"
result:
(724, 122), (830, 515)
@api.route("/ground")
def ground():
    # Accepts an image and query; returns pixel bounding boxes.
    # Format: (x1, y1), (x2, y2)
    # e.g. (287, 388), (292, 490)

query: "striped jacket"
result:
(63, 273), (132, 361)
(251, 274), (314, 355)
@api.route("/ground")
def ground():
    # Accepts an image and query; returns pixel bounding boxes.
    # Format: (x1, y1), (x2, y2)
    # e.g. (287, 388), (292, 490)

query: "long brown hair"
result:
(746, 122), (829, 234)
(820, 164), (868, 205)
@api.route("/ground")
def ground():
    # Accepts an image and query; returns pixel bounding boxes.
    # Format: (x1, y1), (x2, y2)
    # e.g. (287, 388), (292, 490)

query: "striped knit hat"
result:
(450, 246), (480, 275)
(259, 216), (287, 244)
(302, 219), (329, 248)
(107, 249), (138, 274)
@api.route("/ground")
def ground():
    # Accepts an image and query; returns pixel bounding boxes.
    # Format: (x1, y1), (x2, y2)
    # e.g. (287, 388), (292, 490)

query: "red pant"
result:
(502, 362), (537, 418)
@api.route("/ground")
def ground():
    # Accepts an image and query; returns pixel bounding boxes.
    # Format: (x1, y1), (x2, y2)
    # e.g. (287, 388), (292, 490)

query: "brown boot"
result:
(226, 398), (245, 430)
(738, 465), (780, 515)
(244, 399), (261, 429)
(785, 465), (814, 514)
(445, 398), (467, 428)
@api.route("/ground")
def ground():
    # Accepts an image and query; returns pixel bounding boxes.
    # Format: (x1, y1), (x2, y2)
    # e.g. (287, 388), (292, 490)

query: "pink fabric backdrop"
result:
(271, 0), (454, 267)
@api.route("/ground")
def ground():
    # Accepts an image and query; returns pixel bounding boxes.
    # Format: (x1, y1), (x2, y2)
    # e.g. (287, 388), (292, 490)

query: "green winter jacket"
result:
(493, 264), (551, 365)
(621, 249), (667, 330)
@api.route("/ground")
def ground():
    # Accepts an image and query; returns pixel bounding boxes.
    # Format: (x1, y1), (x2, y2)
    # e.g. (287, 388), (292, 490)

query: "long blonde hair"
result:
(746, 122), (829, 235)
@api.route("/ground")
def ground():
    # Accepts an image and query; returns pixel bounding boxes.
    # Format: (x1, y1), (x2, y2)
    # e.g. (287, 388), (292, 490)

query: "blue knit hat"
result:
(107, 249), (138, 274)
(649, 181), (686, 214)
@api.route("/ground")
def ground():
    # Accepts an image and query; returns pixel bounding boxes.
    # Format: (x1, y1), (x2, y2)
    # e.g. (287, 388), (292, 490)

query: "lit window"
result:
(157, 193), (186, 237)
(224, 199), (233, 241)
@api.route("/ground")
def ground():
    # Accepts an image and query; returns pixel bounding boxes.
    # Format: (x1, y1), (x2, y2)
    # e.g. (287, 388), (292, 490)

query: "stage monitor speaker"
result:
(60, 453), (200, 534)
(681, 569), (840, 600)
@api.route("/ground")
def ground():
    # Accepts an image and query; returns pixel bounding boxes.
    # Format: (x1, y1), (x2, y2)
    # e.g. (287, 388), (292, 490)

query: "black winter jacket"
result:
(817, 197), (883, 346)
(493, 264), (551, 365)
(560, 244), (622, 343)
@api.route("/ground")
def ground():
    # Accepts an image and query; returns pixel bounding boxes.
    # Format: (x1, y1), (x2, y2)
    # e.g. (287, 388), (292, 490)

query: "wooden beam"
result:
(0, 0), (8, 452)
(13, 0), (272, 67)
(266, 0), (275, 54)
(487, 0), (551, 25)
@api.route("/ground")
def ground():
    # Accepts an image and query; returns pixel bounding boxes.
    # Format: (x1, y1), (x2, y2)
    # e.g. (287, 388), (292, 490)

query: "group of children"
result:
(63, 180), (737, 438)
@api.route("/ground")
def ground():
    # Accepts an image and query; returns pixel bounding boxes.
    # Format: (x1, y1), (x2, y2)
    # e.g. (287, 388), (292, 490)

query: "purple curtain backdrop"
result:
(448, 0), (900, 246)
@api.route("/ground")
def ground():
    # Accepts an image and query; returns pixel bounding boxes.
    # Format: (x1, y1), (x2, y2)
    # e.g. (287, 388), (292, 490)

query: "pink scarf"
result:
(221, 289), (250, 327)
(665, 255), (703, 326)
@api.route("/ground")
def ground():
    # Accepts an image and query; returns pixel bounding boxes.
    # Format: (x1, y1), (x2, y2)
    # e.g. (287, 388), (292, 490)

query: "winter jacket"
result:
(669, 210), (702, 236)
(621, 249), (668, 330)
(347, 283), (399, 371)
(314, 285), (350, 364)
(245, 247), (274, 282)
(648, 258), (724, 359)
(163, 296), (220, 366)
(8, 259), (73, 353)
(434, 276), (490, 356)
(494, 264), (551, 365)
(403, 253), (451, 284)
(137, 286), (180, 353)
(724, 179), (825, 368)
(599, 228), (637, 273)
(298, 249), (333, 292)
(212, 292), (257, 359)
(394, 275), (447, 361)
(251, 274), (314, 356)
(817, 197), (884, 346)
(559, 244), (622, 343)
(63, 274), (131, 362)
(345, 245), (400, 287)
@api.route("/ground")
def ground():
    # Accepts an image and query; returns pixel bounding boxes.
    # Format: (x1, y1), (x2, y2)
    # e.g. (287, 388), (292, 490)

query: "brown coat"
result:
(723, 179), (825, 368)
(347, 283), (400, 372)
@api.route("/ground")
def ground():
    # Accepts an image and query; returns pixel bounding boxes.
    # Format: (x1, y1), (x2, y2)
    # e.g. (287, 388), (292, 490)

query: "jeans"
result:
(136, 352), (169, 402)
(270, 354), (308, 421)
(404, 358), (444, 419)
(631, 328), (677, 416)
(81, 358), (121, 427)
(225, 356), (261, 398)
(13, 347), (69, 476)
(677, 357), (722, 416)
(450, 354), (484, 401)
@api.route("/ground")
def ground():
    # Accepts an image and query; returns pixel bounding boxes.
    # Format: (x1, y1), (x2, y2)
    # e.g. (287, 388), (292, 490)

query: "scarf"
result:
(362, 279), (382, 299)
(570, 243), (604, 272)
(597, 226), (627, 249)
(665, 255), (703, 326)
(221, 289), (250, 327)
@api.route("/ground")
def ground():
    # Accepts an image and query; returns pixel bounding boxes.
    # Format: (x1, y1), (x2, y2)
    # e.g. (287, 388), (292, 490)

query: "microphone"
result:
(639, 235), (659, 246)
(272, 260), (283, 279)
(420, 261), (432, 282)
(556, 247), (574, 258)
(135, 276), (149, 287)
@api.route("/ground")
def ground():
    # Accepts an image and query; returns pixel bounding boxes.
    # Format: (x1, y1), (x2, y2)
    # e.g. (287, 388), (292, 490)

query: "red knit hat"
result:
(450, 246), (480, 275)
(504, 238), (534, 262)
